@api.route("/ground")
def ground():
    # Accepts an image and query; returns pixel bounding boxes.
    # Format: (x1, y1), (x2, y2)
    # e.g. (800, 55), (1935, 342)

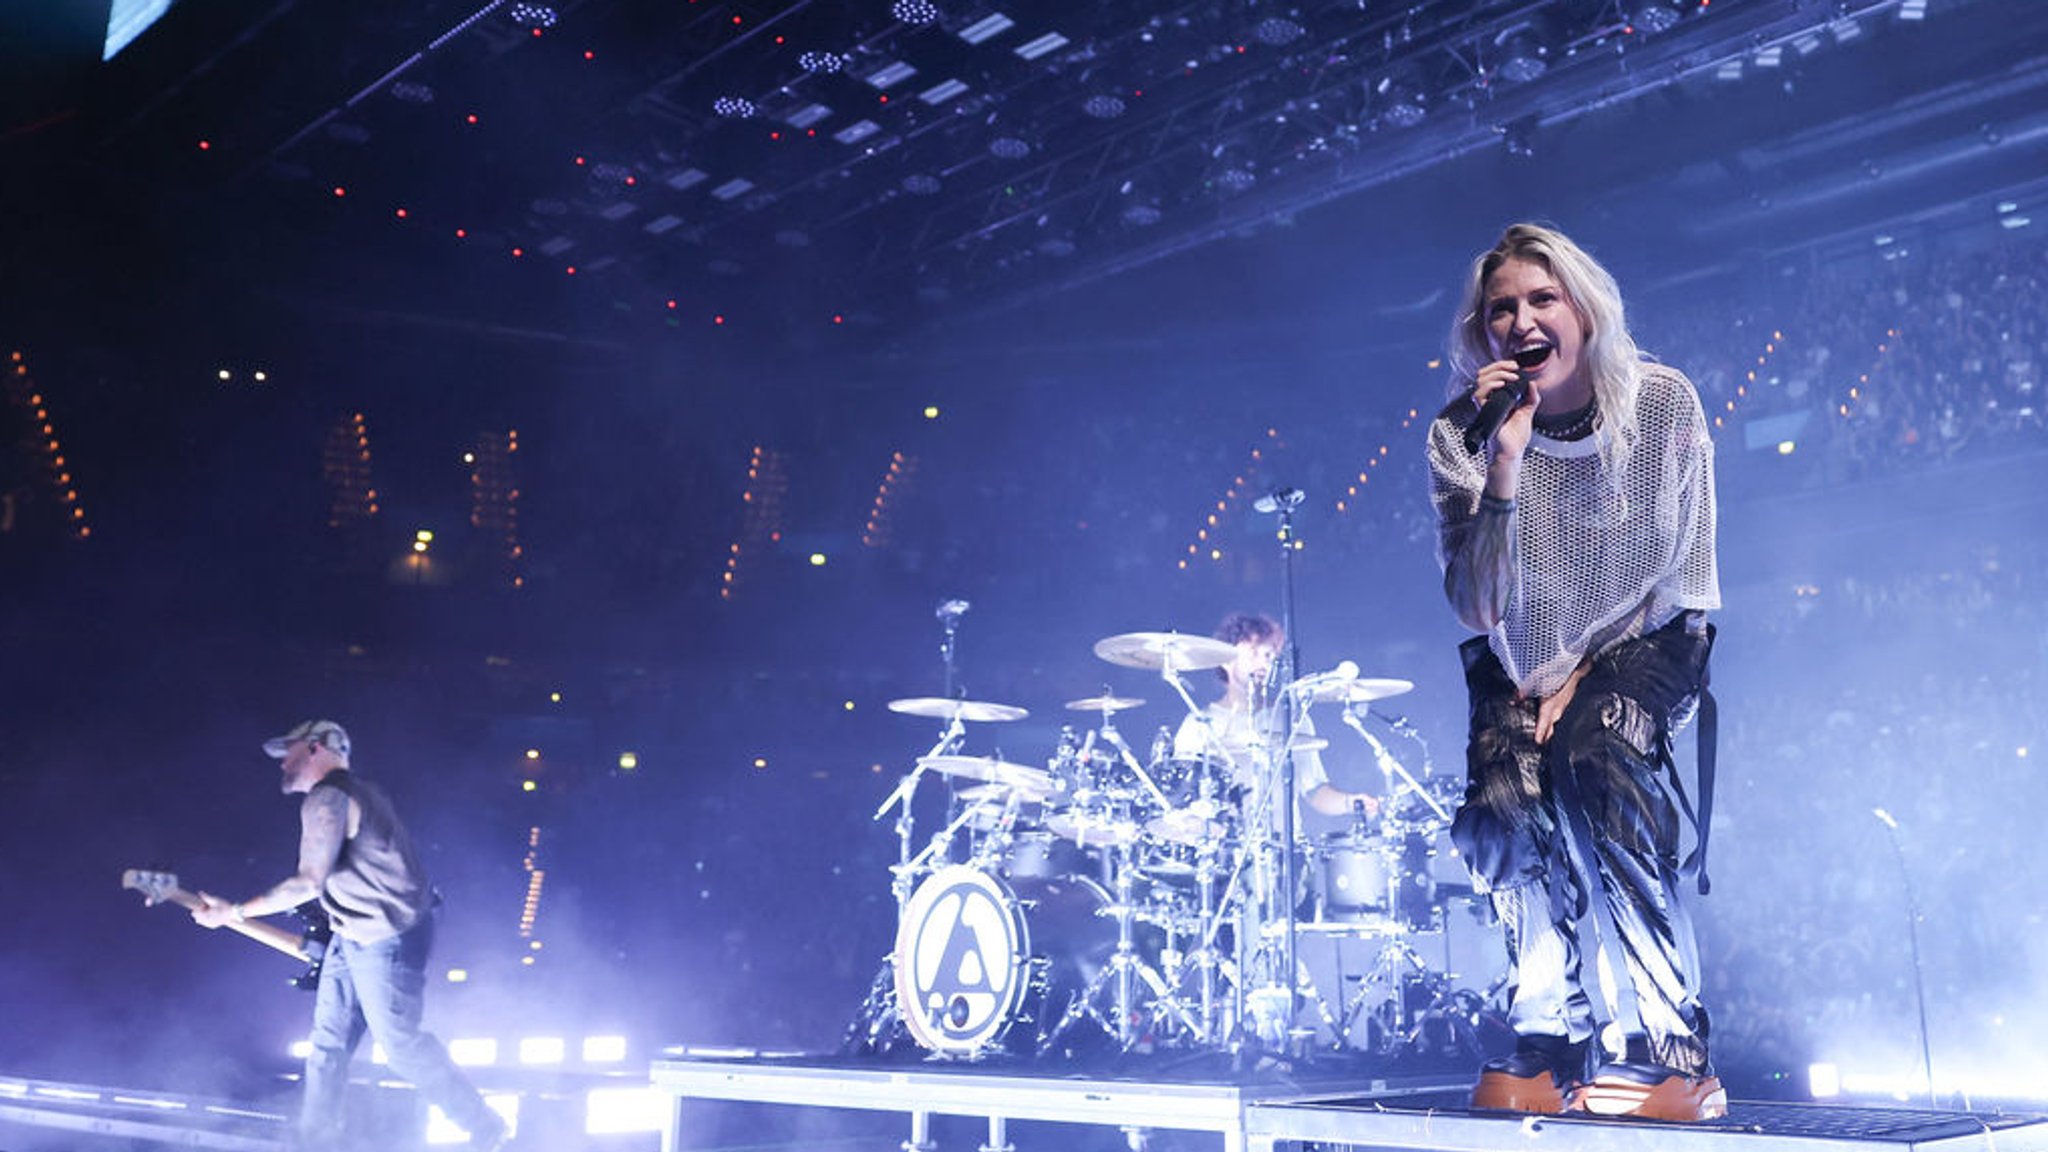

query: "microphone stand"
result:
(1874, 808), (1938, 1106)
(1262, 488), (1305, 1054)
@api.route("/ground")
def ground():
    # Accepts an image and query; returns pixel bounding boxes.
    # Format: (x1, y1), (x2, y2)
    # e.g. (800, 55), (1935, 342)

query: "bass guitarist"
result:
(190, 719), (508, 1151)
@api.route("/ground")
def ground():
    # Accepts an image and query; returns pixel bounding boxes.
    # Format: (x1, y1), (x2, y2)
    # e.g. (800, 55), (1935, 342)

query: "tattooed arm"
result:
(193, 784), (351, 927)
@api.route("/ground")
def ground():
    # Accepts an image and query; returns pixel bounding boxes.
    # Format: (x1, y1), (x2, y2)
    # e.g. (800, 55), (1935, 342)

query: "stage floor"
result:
(651, 1051), (2048, 1152)
(9, 1054), (2047, 1151)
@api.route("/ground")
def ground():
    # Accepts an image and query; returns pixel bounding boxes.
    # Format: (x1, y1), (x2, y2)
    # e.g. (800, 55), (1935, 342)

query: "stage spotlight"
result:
(1082, 94), (1126, 119)
(902, 173), (943, 195)
(509, 3), (557, 29)
(798, 50), (847, 74)
(988, 135), (1033, 159)
(1373, 74), (1426, 128)
(582, 1035), (628, 1063)
(1630, 2), (1683, 34)
(1494, 28), (1547, 82)
(1501, 116), (1538, 157)
(1253, 17), (1305, 45)
(892, 0), (940, 25)
(712, 96), (757, 119)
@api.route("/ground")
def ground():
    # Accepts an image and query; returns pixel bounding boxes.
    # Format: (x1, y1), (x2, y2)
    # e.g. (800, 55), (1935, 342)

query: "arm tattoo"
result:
(297, 785), (350, 885)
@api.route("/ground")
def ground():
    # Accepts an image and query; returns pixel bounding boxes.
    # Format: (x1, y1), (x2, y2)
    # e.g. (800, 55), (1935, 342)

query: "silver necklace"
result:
(1535, 401), (1597, 440)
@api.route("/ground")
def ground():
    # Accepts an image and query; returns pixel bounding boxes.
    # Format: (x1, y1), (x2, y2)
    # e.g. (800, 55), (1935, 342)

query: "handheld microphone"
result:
(1463, 346), (1551, 453)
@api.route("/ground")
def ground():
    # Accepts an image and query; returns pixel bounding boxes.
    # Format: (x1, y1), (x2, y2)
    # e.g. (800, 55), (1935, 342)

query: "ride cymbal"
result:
(1092, 631), (1237, 671)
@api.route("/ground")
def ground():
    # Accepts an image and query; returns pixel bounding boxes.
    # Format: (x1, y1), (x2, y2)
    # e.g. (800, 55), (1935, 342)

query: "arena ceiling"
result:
(8, 0), (2048, 337)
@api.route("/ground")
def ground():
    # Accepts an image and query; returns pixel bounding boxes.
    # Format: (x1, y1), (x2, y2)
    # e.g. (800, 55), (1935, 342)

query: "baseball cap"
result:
(263, 719), (352, 761)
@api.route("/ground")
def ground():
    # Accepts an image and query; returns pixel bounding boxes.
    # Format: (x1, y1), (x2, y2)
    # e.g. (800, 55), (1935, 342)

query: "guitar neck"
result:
(156, 887), (315, 964)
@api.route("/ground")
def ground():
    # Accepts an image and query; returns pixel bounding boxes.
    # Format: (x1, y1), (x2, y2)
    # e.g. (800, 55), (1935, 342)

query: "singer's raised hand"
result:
(1475, 357), (1540, 497)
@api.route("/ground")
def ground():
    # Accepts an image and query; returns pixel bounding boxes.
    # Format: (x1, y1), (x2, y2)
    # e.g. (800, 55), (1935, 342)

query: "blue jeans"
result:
(301, 912), (495, 1149)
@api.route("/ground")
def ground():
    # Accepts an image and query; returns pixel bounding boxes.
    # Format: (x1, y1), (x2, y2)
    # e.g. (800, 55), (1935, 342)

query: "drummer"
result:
(1171, 612), (1381, 826)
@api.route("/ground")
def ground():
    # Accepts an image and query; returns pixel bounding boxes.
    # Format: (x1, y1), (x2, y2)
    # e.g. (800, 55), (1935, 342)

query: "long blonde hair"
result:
(1446, 223), (1644, 478)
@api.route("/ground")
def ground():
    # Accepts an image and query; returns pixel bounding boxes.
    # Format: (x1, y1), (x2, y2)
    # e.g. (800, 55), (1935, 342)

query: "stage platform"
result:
(650, 1051), (2048, 1152)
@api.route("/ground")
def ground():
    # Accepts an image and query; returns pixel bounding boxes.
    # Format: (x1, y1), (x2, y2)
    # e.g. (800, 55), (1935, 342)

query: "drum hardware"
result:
(1043, 841), (1205, 1053)
(1340, 703), (1452, 828)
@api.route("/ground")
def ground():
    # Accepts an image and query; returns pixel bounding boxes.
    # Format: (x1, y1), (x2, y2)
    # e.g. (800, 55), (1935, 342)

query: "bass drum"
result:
(893, 865), (1115, 1057)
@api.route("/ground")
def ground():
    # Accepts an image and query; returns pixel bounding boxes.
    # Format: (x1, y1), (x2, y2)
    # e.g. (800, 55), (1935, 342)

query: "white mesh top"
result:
(1426, 362), (1721, 699)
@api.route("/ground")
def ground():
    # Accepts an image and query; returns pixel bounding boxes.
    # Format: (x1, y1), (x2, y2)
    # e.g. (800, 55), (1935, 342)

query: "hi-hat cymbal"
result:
(1064, 694), (1146, 713)
(1301, 677), (1415, 705)
(887, 696), (1030, 723)
(918, 755), (1056, 794)
(1093, 631), (1237, 671)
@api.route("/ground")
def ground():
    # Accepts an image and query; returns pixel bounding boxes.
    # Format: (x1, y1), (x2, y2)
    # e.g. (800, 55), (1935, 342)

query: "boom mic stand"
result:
(1254, 485), (1307, 1055)
(1874, 807), (1938, 1106)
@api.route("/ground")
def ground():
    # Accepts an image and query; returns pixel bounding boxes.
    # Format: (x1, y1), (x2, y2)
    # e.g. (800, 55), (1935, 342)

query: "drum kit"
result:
(844, 617), (1503, 1068)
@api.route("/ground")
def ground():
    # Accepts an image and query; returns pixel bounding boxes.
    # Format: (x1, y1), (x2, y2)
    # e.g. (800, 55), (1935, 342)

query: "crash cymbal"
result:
(1092, 631), (1238, 671)
(917, 754), (1056, 794)
(1064, 694), (1146, 713)
(955, 778), (1058, 804)
(1301, 677), (1415, 705)
(886, 696), (1030, 722)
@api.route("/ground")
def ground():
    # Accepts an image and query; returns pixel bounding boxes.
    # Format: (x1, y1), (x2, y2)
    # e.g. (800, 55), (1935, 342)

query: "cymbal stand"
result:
(1339, 924), (1442, 1055)
(1178, 827), (1246, 1046)
(875, 714), (967, 908)
(1341, 706), (1451, 826)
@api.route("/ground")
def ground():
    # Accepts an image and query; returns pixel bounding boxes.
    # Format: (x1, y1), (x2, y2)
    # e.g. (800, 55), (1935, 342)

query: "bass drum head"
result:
(892, 865), (1116, 1058)
(894, 866), (1030, 1055)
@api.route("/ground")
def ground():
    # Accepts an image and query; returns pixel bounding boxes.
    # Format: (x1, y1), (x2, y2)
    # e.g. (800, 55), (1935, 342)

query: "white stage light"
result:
(586, 1086), (666, 1134)
(518, 1036), (567, 1065)
(449, 1037), (499, 1067)
(429, 1095), (518, 1146)
(582, 1035), (629, 1063)
(1809, 1062), (1841, 1098)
